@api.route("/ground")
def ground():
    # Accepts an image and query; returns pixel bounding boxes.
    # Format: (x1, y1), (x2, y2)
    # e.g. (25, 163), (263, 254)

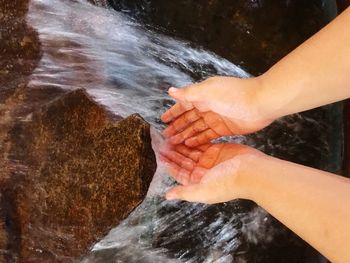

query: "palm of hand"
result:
(161, 143), (259, 186)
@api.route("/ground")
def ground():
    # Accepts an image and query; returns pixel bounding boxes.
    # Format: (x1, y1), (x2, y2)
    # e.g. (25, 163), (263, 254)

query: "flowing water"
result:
(26, 0), (340, 262)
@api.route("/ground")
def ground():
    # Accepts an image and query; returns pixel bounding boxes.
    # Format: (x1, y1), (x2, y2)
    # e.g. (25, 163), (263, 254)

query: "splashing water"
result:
(27, 0), (249, 129)
(27, 0), (336, 262)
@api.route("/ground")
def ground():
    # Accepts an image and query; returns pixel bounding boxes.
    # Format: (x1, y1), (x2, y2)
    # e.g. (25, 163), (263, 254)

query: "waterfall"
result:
(27, 0), (331, 262)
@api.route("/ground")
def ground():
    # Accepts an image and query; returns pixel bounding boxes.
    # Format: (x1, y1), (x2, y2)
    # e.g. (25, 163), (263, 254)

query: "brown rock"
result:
(0, 0), (42, 260)
(0, 0), (41, 102)
(0, 0), (156, 261)
(0, 89), (157, 262)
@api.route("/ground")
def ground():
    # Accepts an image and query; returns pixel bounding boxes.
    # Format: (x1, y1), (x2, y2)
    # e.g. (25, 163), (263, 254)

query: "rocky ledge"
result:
(0, 88), (157, 262)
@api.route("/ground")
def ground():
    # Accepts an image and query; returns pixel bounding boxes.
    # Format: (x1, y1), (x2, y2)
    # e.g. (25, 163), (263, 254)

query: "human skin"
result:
(161, 6), (350, 263)
(162, 143), (350, 263)
(161, 77), (274, 147)
(161, 7), (350, 147)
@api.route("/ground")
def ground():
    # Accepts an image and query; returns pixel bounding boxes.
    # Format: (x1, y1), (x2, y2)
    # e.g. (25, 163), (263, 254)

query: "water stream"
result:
(27, 0), (338, 262)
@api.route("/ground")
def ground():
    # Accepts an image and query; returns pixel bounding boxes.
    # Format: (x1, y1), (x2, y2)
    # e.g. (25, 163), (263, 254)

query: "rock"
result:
(344, 100), (350, 177)
(0, 89), (157, 262)
(337, 0), (350, 11)
(0, 0), (157, 261)
(0, 0), (41, 261)
(109, 0), (337, 75)
(0, 0), (41, 102)
(337, 0), (350, 177)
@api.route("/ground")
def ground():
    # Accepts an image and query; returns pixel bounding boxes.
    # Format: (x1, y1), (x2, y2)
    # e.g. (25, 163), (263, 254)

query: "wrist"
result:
(232, 152), (270, 201)
(253, 74), (287, 121)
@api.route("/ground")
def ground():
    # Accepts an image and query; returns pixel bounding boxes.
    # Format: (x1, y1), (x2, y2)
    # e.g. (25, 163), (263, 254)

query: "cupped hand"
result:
(161, 143), (265, 204)
(161, 76), (274, 147)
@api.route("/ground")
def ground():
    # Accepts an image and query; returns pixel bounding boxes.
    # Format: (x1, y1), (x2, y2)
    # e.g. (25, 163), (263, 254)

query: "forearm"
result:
(256, 7), (350, 119)
(242, 155), (350, 263)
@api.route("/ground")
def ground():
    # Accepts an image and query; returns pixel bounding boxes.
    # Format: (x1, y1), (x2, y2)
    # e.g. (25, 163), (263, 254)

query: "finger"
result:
(160, 150), (195, 171)
(184, 129), (220, 147)
(160, 152), (206, 185)
(174, 144), (202, 162)
(166, 158), (240, 204)
(201, 111), (235, 135)
(163, 161), (191, 185)
(160, 155), (191, 185)
(163, 109), (201, 137)
(161, 102), (193, 123)
(159, 154), (171, 164)
(197, 144), (211, 152)
(168, 85), (204, 102)
(166, 184), (213, 203)
(169, 119), (209, 145)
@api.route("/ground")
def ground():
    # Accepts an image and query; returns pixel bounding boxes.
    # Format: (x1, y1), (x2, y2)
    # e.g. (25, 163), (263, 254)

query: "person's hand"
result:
(161, 76), (274, 147)
(161, 143), (265, 204)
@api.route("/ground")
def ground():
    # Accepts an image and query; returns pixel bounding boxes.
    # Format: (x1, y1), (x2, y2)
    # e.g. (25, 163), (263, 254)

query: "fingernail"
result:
(166, 192), (178, 200)
(168, 87), (178, 93)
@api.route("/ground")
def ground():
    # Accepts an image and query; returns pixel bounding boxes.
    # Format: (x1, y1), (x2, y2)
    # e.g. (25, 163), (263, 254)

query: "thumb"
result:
(165, 158), (242, 204)
(168, 83), (204, 103)
(166, 184), (211, 204)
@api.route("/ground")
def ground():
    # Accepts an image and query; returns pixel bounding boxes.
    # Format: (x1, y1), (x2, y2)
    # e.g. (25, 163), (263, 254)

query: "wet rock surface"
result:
(338, 0), (350, 179)
(109, 0), (337, 75)
(344, 100), (350, 177)
(0, 1), (157, 261)
(0, 0), (41, 261)
(337, 0), (350, 11)
(0, 0), (41, 102)
(0, 89), (156, 262)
